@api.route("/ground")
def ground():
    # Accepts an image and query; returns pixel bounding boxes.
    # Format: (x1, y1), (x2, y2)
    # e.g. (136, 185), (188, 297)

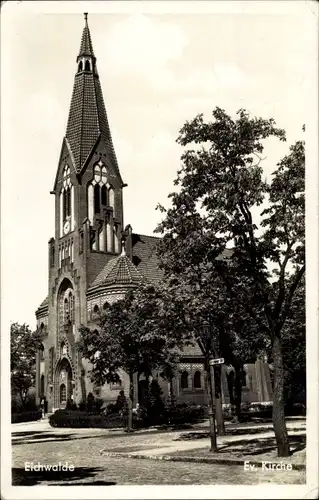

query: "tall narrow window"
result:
(69, 292), (74, 324)
(194, 371), (201, 388)
(94, 184), (100, 214)
(85, 60), (91, 71)
(60, 383), (66, 405)
(89, 161), (109, 218)
(78, 61), (83, 72)
(40, 375), (45, 395)
(61, 165), (72, 229)
(181, 371), (189, 389)
(101, 185), (107, 206)
(64, 298), (69, 325)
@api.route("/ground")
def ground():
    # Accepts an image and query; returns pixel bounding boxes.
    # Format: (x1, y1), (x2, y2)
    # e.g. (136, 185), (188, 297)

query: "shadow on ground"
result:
(176, 427), (305, 441)
(12, 466), (116, 486)
(12, 432), (96, 446)
(172, 434), (306, 457)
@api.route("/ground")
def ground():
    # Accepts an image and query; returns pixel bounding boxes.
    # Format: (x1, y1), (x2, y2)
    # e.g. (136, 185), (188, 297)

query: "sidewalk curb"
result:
(100, 450), (306, 471)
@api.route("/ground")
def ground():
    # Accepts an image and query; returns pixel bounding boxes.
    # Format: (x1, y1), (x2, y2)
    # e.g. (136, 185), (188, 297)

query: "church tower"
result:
(36, 14), (127, 411)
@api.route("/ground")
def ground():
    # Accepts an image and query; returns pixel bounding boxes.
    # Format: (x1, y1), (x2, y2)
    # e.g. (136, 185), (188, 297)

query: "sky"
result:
(1, 1), (317, 329)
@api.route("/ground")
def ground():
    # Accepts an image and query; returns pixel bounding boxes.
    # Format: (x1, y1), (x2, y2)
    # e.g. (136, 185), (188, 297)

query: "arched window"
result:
(181, 371), (189, 389)
(60, 383), (66, 405)
(194, 371), (201, 388)
(92, 305), (100, 319)
(61, 166), (72, 226)
(89, 162), (109, 217)
(78, 61), (83, 72)
(103, 302), (109, 310)
(85, 60), (91, 71)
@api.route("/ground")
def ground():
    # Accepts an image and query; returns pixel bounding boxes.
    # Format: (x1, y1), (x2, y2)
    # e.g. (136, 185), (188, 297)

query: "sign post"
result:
(208, 357), (225, 451)
(209, 358), (225, 366)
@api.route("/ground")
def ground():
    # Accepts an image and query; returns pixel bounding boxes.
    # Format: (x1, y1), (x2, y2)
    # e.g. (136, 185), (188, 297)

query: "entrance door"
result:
(55, 357), (73, 409)
(60, 383), (67, 408)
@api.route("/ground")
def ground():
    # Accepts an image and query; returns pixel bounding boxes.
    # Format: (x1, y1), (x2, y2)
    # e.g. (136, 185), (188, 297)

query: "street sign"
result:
(209, 357), (224, 366)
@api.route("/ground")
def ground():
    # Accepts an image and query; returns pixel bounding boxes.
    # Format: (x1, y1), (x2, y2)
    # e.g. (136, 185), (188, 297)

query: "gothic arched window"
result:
(89, 162), (109, 216)
(61, 165), (72, 229)
(92, 305), (100, 320)
(85, 60), (91, 71)
(78, 61), (83, 72)
(194, 371), (201, 388)
(181, 371), (189, 389)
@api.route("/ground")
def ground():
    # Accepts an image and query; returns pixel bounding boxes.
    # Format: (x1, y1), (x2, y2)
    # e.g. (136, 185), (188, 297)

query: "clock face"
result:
(63, 220), (70, 235)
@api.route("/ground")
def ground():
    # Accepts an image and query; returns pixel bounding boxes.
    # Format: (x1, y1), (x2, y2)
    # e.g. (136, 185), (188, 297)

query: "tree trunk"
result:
(214, 365), (225, 435)
(169, 376), (174, 400)
(272, 335), (290, 457)
(233, 364), (243, 423)
(127, 372), (134, 432)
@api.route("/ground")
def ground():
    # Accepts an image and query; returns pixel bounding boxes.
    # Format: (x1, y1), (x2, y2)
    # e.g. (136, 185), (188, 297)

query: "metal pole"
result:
(208, 361), (217, 452)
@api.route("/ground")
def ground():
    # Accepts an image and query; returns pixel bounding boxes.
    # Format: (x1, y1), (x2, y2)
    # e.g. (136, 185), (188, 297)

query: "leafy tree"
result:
(156, 108), (304, 456)
(11, 323), (42, 408)
(77, 282), (188, 431)
(281, 276), (305, 406)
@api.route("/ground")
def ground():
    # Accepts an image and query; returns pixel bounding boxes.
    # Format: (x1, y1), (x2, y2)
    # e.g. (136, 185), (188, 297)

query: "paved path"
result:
(11, 419), (306, 485)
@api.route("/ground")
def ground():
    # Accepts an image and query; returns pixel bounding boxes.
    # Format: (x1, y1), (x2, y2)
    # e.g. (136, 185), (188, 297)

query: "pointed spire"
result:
(65, 14), (123, 179)
(78, 12), (94, 59)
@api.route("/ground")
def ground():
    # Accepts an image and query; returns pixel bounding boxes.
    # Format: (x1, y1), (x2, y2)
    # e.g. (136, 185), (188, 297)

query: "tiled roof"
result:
(132, 233), (164, 284)
(35, 296), (49, 316)
(65, 25), (121, 176)
(89, 254), (144, 289)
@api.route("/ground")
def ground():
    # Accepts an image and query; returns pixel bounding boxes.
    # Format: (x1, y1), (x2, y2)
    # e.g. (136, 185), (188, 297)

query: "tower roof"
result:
(89, 252), (144, 290)
(65, 14), (122, 179)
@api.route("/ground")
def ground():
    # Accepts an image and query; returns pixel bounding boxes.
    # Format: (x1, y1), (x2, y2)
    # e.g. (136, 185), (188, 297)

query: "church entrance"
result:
(54, 357), (74, 409)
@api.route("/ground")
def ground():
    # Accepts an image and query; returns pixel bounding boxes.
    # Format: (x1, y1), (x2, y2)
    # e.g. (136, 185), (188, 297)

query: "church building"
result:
(35, 14), (272, 413)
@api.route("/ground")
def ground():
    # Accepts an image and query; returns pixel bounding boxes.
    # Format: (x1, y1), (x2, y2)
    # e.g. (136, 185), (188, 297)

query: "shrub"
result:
(285, 402), (306, 416)
(166, 402), (205, 426)
(12, 410), (42, 423)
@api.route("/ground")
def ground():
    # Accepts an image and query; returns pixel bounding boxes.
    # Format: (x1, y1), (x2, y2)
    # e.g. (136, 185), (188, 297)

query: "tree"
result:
(77, 282), (188, 431)
(156, 108), (305, 456)
(281, 276), (305, 407)
(11, 323), (42, 407)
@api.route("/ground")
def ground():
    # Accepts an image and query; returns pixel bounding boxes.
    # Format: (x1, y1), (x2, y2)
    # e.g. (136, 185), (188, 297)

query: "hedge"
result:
(12, 410), (43, 423)
(49, 410), (124, 428)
